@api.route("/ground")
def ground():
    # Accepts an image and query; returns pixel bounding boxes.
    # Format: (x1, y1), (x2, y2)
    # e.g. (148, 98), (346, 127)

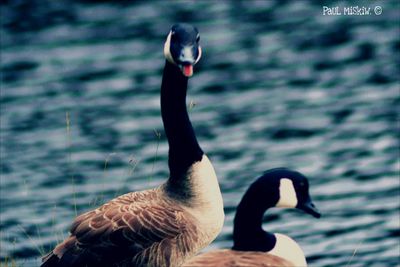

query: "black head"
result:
(252, 168), (321, 218)
(232, 168), (320, 252)
(164, 23), (202, 77)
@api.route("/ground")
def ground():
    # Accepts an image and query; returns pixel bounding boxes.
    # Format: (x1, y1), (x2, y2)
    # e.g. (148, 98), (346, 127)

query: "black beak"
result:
(177, 45), (199, 65)
(298, 200), (321, 218)
(175, 45), (199, 77)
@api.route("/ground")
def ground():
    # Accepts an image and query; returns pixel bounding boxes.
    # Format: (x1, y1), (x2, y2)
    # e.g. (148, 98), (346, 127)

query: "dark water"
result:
(1, 0), (399, 266)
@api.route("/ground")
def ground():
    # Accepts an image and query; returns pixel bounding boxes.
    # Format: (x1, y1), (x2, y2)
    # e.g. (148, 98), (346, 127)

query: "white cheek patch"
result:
(164, 31), (175, 64)
(195, 46), (202, 64)
(276, 178), (298, 208)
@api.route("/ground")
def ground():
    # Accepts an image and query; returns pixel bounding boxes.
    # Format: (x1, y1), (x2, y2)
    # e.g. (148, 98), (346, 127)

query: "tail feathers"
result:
(41, 251), (60, 267)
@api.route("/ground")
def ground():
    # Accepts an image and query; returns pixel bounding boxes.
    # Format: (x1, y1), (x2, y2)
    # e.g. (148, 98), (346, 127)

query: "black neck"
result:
(161, 61), (203, 183)
(232, 184), (276, 252)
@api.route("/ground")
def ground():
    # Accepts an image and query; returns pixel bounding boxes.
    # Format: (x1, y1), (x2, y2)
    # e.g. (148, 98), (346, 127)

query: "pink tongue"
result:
(182, 65), (193, 77)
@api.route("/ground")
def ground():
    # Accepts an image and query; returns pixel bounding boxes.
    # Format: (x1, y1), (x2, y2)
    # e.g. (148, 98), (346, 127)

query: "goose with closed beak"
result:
(41, 23), (224, 267)
(183, 168), (321, 267)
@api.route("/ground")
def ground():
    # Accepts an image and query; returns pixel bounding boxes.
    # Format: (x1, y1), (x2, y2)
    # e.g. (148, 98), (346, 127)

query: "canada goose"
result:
(182, 168), (321, 267)
(41, 24), (224, 267)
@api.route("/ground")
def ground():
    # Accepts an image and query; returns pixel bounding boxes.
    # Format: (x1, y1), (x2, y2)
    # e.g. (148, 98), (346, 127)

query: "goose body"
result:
(183, 168), (321, 267)
(183, 250), (293, 267)
(41, 24), (224, 267)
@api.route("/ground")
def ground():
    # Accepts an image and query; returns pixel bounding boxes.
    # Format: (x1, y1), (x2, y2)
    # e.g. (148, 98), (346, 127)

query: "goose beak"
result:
(181, 64), (193, 77)
(298, 200), (321, 218)
(178, 45), (199, 77)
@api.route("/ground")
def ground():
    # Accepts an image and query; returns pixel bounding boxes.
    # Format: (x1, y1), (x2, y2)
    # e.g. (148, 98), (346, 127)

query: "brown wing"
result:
(46, 189), (200, 267)
(182, 249), (294, 267)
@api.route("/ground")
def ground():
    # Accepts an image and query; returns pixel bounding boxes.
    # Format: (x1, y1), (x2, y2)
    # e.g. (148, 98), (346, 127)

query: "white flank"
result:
(269, 233), (307, 267)
(276, 178), (298, 208)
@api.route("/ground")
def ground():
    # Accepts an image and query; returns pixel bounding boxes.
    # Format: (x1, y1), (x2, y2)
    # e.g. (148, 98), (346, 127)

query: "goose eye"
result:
(196, 35), (200, 42)
(170, 31), (176, 41)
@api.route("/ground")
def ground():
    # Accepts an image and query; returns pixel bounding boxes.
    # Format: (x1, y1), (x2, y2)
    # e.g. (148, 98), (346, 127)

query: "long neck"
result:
(232, 185), (276, 252)
(161, 61), (203, 181)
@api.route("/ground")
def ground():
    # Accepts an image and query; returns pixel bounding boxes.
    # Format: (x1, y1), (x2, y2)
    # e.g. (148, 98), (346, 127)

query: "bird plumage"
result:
(182, 250), (293, 267)
(41, 24), (224, 267)
(182, 168), (320, 267)
(42, 189), (201, 266)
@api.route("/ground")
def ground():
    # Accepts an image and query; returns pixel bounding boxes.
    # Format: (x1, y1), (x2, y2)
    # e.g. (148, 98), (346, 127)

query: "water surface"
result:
(1, 0), (399, 266)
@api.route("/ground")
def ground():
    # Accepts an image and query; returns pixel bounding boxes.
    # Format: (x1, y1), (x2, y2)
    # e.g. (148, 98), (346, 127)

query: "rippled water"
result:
(1, 0), (399, 266)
